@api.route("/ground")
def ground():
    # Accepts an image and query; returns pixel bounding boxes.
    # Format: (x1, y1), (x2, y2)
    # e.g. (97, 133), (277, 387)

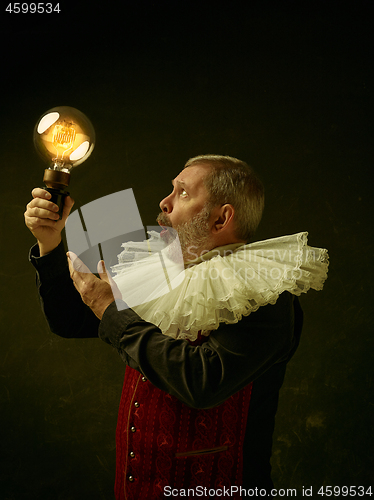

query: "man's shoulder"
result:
(241, 291), (296, 326)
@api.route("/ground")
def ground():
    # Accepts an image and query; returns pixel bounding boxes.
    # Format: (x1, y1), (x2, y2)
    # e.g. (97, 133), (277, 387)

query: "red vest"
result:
(114, 364), (252, 499)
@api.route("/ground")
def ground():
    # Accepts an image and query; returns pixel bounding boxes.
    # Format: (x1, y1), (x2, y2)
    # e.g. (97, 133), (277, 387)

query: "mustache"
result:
(156, 212), (172, 227)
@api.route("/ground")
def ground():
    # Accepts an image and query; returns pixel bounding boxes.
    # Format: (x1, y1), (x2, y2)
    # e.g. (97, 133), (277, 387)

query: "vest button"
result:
(141, 376), (147, 382)
(128, 475), (134, 482)
(129, 451), (135, 458)
(134, 401), (140, 408)
(130, 426), (136, 433)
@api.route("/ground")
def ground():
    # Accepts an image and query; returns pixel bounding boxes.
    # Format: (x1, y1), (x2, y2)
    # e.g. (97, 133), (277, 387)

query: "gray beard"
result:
(156, 206), (212, 262)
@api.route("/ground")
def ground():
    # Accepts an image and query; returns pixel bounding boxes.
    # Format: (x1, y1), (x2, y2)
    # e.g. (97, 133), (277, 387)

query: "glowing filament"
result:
(52, 123), (76, 161)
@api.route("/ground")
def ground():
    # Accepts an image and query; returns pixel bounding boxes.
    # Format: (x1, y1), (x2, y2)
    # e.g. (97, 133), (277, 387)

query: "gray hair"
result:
(184, 154), (265, 242)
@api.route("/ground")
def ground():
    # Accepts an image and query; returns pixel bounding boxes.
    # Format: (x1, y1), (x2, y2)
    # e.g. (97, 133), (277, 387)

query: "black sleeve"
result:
(98, 291), (300, 409)
(29, 242), (100, 339)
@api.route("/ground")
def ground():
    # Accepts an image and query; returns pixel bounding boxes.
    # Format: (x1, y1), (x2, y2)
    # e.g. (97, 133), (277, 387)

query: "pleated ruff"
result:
(113, 232), (329, 341)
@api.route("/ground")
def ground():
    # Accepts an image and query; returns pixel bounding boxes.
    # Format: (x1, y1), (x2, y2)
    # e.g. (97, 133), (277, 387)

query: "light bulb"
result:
(34, 106), (95, 216)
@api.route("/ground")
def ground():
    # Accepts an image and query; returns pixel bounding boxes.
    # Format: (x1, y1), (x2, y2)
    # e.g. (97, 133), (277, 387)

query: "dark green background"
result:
(1, 2), (372, 498)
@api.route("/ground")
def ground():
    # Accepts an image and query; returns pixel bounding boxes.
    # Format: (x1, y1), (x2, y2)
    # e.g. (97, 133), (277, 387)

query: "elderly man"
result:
(25, 155), (328, 499)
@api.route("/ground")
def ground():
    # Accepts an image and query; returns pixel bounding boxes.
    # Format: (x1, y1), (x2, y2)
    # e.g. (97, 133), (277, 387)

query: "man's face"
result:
(157, 164), (213, 260)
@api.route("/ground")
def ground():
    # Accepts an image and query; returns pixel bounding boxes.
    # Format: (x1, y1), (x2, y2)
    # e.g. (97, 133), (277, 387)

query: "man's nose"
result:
(159, 194), (172, 213)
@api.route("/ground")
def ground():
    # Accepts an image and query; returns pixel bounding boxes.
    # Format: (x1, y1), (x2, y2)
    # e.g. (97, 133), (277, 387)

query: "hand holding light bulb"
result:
(33, 106), (95, 218)
(25, 106), (95, 256)
(24, 187), (75, 256)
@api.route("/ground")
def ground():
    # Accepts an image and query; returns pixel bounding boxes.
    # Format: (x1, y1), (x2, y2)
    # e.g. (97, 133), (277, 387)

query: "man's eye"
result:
(180, 189), (188, 197)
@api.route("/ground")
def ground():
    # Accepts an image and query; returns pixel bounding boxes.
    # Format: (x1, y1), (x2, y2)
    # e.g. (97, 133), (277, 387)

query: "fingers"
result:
(67, 253), (91, 293)
(25, 189), (75, 224)
(26, 189), (59, 219)
(97, 260), (109, 282)
(67, 252), (91, 274)
(31, 187), (52, 200)
(30, 188), (75, 212)
(97, 260), (122, 300)
(25, 197), (60, 220)
(24, 201), (60, 236)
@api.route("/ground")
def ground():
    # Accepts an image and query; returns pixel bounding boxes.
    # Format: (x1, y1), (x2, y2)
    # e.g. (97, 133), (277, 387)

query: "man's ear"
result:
(211, 204), (235, 233)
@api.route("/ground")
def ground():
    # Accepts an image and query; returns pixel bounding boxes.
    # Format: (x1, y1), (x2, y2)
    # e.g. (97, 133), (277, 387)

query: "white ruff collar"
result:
(112, 231), (329, 341)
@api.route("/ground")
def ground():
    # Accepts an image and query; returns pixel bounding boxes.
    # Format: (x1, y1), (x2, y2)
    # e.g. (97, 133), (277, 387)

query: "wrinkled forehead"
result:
(175, 163), (212, 190)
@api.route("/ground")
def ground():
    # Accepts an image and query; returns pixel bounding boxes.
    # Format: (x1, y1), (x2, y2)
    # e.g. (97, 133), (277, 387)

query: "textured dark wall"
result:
(1, 3), (372, 498)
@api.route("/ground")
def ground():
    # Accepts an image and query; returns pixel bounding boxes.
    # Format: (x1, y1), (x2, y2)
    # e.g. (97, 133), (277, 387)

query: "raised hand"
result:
(24, 188), (74, 256)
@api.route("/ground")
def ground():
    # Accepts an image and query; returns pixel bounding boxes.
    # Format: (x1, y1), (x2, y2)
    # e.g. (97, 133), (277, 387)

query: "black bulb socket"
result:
(43, 168), (70, 219)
